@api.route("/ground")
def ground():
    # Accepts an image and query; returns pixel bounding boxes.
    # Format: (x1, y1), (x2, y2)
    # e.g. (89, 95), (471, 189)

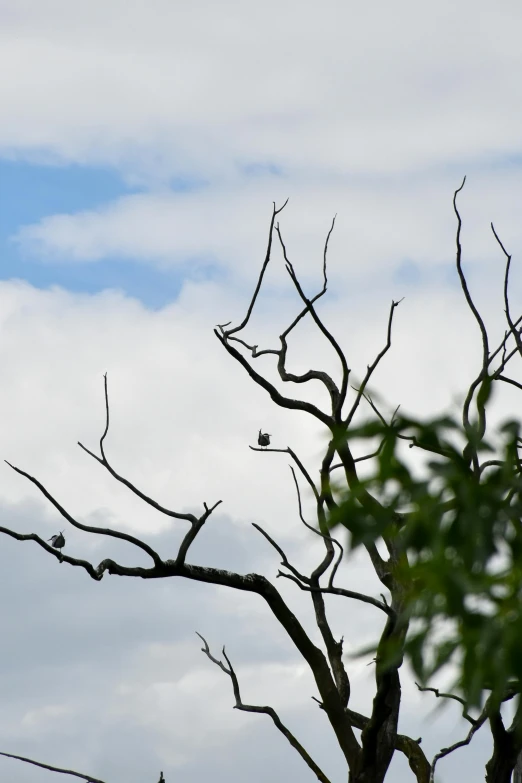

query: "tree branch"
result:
(0, 751), (107, 783)
(429, 701), (489, 782)
(219, 199), (288, 338)
(215, 329), (333, 427)
(196, 634), (333, 783)
(252, 522), (310, 584)
(453, 177), (491, 469)
(415, 682), (476, 725)
(491, 222), (522, 361)
(344, 298), (403, 427)
(454, 177), (489, 374)
(248, 445), (320, 501)
(276, 222), (350, 417)
(276, 572), (392, 615)
(344, 708), (430, 783)
(5, 460), (164, 568)
(78, 374), (198, 524)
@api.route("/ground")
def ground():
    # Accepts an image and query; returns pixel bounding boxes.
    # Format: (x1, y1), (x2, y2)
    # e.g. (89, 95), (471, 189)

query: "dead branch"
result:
(0, 751), (106, 783)
(218, 200), (288, 339)
(196, 634), (334, 783)
(454, 177), (489, 372)
(276, 571), (391, 614)
(252, 522), (310, 584)
(248, 444), (320, 500)
(0, 503), (360, 768)
(215, 329), (333, 427)
(344, 709), (430, 783)
(453, 177), (491, 471)
(415, 682), (476, 725)
(492, 222), (522, 360)
(429, 700), (489, 782)
(275, 222), (350, 416)
(78, 374), (198, 523)
(344, 298), (403, 427)
(5, 460), (164, 568)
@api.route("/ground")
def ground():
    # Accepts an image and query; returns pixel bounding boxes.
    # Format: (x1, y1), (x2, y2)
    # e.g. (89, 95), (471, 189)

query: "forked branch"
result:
(276, 222), (350, 415)
(78, 374), (199, 524)
(344, 298), (403, 427)
(218, 199), (288, 339)
(4, 461), (164, 568)
(415, 682), (476, 725)
(196, 634), (333, 783)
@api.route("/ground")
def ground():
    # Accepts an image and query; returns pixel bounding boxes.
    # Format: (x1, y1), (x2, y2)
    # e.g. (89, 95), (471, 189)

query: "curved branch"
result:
(454, 177), (489, 372)
(0, 526), (103, 579)
(496, 374), (522, 392)
(277, 571), (392, 614)
(453, 177), (490, 464)
(5, 461), (164, 568)
(252, 522), (310, 584)
(344, 298), (403, 427)
(276, 338), (340, 412)
(197, 634), (333, 783)
(219, 199), (288, 338)
(430, 703), (488, 782)
(216, 330), (333, 427)
(248, 445), (320, 501)
(6, 521), (360, 769)
(344, 709), (430, 783)
(415, 682), (476, 725)
(0, 751), (106, 783)
(276, 223), (350, 416)
(78, 374), (197, 524)
(491, 223), (522, 361)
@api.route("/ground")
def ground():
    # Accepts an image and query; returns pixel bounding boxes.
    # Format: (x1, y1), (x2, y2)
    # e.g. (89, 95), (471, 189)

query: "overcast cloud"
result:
(1, 2), (522, 782)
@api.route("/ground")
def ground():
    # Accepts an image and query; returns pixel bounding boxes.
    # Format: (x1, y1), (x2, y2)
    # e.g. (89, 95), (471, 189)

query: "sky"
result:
(1, 1), (522, 782)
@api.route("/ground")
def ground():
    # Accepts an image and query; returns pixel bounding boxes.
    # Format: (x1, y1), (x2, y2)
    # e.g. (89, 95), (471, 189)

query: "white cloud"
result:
(2, 0), (522, 179)
(0, 268), (519, 779)
(2, 1), (522, 780)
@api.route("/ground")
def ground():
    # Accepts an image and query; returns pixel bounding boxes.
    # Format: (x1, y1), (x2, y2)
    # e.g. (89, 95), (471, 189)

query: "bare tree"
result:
(1, 182), (522, 783)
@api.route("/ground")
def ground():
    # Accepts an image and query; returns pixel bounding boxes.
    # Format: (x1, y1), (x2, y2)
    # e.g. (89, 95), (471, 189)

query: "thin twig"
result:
(276, 223), (350, 416)
(277, 571), (392, 614)
(429, 704), (488, 782)
(252, 522), (310, 584)
(287, 461), (344, 585)
(5, 460), (164, 568)
(415, 682), (476, 725)
(0, 751), (106, 783)
(454, 177), (489, 372)
(491, 222), (522, 360)
(453, 177), (490, 471)
(78, 374), (198, 523)
(497, 375), (522, 392)
(216, 331), (333, 428)
(344, 299), (403, 427)
(218, 200), (288, 338)
(248, 445), (320, 500)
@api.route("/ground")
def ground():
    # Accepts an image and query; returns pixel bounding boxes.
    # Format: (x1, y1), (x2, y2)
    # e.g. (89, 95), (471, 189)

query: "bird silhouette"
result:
(258, 430), (271, 448)
(158, 773), (165, 783)
(48, 532), (65, 555)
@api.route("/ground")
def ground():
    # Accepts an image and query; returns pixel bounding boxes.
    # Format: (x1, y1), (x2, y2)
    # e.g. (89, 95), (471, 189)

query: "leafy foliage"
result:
(329, 409), (522, 708)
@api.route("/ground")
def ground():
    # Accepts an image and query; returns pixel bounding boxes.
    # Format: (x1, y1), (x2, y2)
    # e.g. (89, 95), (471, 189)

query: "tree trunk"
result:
(485, 712), (519, 783)
(513, 750), (522, 783)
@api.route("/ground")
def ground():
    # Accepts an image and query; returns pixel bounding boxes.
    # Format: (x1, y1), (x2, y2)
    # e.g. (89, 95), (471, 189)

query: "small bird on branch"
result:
(158, 772), (165, 783)
(48, 532), (65, 556)
(258, 430), (271, 448)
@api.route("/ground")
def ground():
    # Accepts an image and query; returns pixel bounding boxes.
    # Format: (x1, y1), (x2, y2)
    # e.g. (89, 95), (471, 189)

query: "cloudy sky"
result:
(1, 1), (522, 781)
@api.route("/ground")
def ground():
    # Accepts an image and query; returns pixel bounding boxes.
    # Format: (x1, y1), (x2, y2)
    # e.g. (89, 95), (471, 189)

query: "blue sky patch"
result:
(0, 160), (200, 309)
